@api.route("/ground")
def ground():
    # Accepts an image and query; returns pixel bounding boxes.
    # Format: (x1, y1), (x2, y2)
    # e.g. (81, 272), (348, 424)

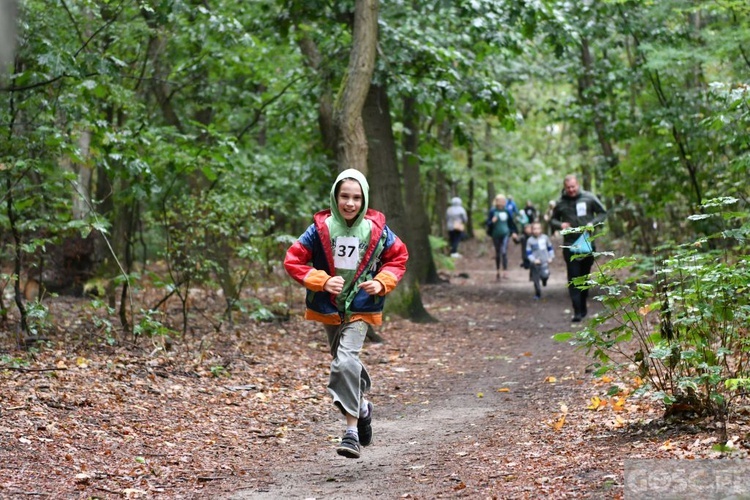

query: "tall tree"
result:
(334, 0), (378, 172)
(401, 95), (439, 284)
(365, 84), (434, 322)
(0, 0), (16, 76)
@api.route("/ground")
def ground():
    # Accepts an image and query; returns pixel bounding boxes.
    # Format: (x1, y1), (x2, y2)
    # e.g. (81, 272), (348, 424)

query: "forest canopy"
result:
(0, 0), (748, 342)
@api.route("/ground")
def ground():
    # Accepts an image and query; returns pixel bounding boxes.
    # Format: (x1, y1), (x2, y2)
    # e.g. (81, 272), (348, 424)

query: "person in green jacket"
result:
(487, 194), (519, 281)
(550, 174), (607, 322)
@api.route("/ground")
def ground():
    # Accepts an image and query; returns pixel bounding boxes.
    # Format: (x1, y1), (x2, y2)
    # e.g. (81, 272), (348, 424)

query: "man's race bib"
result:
(334, 236), (360, 270)
(576, 201), (587, 217)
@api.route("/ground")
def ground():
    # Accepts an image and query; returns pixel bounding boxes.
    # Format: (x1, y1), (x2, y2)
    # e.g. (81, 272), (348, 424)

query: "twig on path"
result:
(94, 487), (121, 495)
(2, 366), (68, 373)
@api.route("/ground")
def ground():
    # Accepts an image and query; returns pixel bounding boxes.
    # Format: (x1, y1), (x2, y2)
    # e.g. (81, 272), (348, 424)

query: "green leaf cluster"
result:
(558, 198), (750, 426)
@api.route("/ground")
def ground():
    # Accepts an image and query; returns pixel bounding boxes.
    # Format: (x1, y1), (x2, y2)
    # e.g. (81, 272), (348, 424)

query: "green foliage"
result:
(559, 198), (750, 423)
(1, 0), (334, 339)
(429, 234), (455, 271)
(133, 309), (177, 339)
(241, 296), (288, 323)
(209, 364), (229, 378)
(89, 300), (116, 346)
(2, 0), (749, 348)
(25, 299), (52, 337)
(0, 354), (30, 369)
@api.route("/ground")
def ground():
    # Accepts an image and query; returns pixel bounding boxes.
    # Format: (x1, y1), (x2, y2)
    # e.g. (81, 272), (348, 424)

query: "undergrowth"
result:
(556, 197), (750, 443)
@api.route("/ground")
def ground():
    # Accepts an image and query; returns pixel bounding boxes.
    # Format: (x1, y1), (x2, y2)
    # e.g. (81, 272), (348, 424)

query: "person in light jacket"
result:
(445, 196), (468, 258)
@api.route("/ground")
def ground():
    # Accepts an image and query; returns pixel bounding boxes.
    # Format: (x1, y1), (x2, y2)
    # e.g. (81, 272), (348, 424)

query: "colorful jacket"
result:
(284, 169), (409, 326)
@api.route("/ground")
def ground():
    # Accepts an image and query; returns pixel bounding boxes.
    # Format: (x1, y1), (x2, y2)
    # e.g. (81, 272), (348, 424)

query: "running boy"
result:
(525, 222), (554, 299)
(284, 169), (409, 459)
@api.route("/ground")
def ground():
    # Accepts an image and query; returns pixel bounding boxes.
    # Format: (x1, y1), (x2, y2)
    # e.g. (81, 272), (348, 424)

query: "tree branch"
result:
(236, 75), (306, 141)
(0, 73), (71, 92)
(60, 0), (85, 48)
(1, 365), (67, 373)
(740, 46), (750, 70)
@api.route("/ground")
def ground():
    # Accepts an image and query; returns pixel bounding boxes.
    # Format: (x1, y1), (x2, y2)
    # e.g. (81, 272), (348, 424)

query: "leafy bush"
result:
(429, 235), (455, 271)
(555, 197), (750, 437)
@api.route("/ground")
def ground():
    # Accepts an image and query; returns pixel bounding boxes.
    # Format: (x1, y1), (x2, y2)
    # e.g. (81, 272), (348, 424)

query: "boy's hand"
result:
(359, 280), (384, 295)
(324, 276), (345, 295)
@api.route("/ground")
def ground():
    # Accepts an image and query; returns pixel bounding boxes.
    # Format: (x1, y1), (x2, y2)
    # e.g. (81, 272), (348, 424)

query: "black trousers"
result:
(448, 229), (463, 254)
(562, 248), (594, 317)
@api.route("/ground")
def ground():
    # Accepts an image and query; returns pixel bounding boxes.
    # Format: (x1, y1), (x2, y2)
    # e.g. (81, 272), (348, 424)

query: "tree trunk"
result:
(402, 95), (439, 284)
(464, 131), (475, 238)
(482, 123), (496, 213)
(67, 130), (92, 220)
(0, 0), (16, 77)
(363, 84), (435, 323)
(50, 129), (100, 299)
(297, 36), (337, 163)
(579, 38), (618, 172)
(435, 172), (448, 241)
(436, 120), (451, 237)
(333, 0), (378, 173)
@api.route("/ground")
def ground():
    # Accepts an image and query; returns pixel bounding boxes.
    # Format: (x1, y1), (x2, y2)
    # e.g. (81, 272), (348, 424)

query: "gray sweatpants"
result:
(324, 321), (371, 417)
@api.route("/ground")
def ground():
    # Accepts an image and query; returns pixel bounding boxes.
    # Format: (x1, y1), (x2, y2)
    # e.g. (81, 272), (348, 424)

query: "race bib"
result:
(334, 236), (360, 270)
(498, 211), (508, 221)
(576, 201), (587, 217)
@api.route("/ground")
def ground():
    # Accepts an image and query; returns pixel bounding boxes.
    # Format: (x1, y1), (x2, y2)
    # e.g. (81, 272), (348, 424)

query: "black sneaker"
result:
(358, 402), (373, 447)
(336, 432), (361, 459)
(572, 314), (582, 323)
(542, 278), (548, 287)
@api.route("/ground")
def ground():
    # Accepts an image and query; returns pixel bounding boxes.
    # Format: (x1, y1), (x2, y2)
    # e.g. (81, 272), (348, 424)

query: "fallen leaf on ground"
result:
(659, 440), (674, 451)
(612, 397), (626, 411)
(587, 396), (607, 410)
(550, 413), (566, 431)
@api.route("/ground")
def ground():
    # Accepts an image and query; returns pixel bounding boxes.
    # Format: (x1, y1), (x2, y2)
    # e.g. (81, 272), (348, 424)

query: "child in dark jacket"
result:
(516, 223), (533, 270)
(525, 222), (554, 299)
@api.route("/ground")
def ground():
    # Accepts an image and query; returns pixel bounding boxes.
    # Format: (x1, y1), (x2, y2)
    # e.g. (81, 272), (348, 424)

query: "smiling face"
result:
(336, 179), (363, 225)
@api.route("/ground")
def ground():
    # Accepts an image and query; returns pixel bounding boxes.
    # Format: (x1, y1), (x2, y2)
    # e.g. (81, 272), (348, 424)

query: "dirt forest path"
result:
(225, 236), (636, 499)
(0, 235), (733, 499)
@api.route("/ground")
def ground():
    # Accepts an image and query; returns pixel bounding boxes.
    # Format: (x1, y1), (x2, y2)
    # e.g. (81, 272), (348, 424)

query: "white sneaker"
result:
(450, 253), (462, 258)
